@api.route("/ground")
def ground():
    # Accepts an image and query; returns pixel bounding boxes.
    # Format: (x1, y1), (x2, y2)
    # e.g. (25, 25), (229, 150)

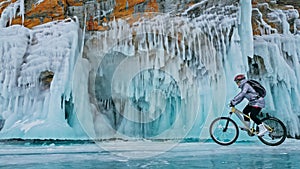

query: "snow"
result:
(0, 0), (300, 141)
(181, 0), (209, 16)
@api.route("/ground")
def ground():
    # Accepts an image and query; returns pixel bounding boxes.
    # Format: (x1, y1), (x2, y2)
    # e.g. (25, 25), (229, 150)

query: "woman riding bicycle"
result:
(230, 74), (268, 136)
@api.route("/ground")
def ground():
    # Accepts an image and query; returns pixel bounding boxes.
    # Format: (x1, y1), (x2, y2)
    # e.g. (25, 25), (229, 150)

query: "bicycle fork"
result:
(223, 117), (231, 132)
(230, 108), (257, 136)
(223, 111), (235, 132)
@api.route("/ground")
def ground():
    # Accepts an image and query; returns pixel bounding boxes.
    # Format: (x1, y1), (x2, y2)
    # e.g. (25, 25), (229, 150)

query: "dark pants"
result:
(243, 105), (262, 125)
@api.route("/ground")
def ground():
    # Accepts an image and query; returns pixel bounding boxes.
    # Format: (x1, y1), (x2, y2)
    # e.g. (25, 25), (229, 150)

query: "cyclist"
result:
(230, 74), (268, 136)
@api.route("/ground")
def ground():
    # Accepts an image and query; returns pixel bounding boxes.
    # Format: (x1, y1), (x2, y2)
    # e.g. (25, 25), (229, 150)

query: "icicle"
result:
(20, 0), (25, 25)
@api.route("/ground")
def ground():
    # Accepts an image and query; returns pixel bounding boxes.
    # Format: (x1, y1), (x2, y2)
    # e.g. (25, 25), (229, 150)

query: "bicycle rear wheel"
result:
(258, 117), (287, 146)
(209, 117), (239, 146)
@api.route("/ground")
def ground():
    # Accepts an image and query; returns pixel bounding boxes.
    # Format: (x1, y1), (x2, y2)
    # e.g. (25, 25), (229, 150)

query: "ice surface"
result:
(1, 139), (300, 168)
(0, 0), (300, 141)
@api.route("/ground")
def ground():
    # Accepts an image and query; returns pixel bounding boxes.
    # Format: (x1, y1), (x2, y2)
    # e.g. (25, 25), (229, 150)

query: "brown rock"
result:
(1, 0), (299, 34)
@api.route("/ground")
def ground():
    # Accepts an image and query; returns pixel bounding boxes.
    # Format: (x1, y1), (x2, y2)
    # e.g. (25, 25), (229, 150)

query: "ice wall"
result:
(252, 6), (300, 137)
(0, 18), (85, 139)
(77, 0), (300, 140)
(76, 1), (245, 140)
(0, 0), (300, 140)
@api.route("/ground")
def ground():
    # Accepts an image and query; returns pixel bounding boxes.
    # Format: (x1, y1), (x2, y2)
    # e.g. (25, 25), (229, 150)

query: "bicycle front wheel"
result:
(209, 117), (239, 146)
(258, 117), (287, 146)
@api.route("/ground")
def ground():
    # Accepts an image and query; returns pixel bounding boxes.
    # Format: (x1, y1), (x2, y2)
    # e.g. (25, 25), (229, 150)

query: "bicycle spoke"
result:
(258, 117), (287, 146)
(209, 117), (239, 145)
(210, 107), (287, 146)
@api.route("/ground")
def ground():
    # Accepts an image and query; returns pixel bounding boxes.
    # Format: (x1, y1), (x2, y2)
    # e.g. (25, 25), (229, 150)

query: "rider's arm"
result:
(231, 83), (250, 106)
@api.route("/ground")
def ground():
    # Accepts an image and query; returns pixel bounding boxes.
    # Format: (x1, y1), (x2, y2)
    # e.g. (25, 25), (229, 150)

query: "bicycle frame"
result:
(209, 106), (287, 146)
(229, 106), (273, 134)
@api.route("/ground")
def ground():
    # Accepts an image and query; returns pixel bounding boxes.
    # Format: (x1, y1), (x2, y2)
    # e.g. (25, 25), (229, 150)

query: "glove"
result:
(229, 101), (234, 107)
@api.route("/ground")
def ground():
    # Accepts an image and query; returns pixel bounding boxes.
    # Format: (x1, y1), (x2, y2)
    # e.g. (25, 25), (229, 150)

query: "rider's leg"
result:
(249, 106), (267, 136)
(242, 105), (251, 129)
(242, 105), (251, 121)
(249, 106), (262, 124)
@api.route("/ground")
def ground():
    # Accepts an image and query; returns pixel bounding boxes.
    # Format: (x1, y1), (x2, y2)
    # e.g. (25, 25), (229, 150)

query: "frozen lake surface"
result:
(1, 139), (300, 169)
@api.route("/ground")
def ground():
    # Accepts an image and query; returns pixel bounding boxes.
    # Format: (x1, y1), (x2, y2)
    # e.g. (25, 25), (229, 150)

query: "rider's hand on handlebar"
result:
(229, 101), (234, 107)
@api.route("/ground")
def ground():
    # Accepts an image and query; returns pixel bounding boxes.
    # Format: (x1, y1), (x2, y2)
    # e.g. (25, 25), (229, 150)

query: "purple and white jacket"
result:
(231, 79), (265, 108)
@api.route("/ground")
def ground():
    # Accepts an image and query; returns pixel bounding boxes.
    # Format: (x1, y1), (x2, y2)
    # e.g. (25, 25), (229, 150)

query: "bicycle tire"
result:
(209, 117), (239, 146)
(258, 117), (287, 146)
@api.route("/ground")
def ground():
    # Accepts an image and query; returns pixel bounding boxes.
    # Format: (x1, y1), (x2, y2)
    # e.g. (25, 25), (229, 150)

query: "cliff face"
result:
(0, 0), (82, 27)
(0, 0), (299, 34)
(252, 0), (300, 35)
(0, 0), (157, 29)
(1, 1), (300, 139)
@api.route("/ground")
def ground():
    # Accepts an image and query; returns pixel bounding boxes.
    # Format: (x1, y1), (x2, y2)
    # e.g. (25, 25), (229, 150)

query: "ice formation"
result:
(0, 0), (300, 140)
(0, 18), (84, 139)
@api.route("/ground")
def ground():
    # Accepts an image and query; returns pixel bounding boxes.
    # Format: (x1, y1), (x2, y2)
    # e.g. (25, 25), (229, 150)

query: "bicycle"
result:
(209, 105), (287, 146)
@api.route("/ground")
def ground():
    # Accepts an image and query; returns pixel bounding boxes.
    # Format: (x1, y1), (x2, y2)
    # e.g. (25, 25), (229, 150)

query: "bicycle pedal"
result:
(247, 131), (255, 136)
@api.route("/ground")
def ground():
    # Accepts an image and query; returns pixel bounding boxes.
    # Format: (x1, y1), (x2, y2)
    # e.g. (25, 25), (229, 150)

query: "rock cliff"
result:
(0, 0), (299, 34)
